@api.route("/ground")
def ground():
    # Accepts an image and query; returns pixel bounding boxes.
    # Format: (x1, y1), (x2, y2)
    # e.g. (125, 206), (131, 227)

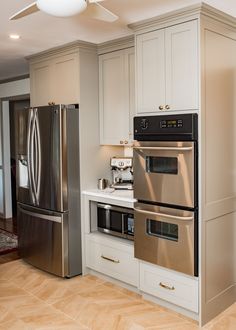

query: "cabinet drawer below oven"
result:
(85, 233), (138, 286)
(140, 262), (198, 313)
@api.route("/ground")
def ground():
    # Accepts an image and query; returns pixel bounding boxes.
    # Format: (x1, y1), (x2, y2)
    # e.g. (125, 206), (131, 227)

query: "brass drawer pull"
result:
(159, 282), (175, 291)
(101, 255), (120, 263)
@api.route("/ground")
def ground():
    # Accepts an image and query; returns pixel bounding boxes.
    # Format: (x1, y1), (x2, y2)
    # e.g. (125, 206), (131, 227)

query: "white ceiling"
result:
(0, 0), (236, 81)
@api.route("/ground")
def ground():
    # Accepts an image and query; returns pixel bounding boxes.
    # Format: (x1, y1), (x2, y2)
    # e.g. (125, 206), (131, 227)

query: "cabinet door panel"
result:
(99, 51), (129, 145)
(52, 53), (80, 104)
(30, 61), (52, 107)
(136, 30), (165, 114)
(165, 20), (199, 111)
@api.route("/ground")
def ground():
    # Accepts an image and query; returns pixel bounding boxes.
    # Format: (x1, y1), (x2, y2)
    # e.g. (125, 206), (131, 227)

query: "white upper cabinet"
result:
(99, 47), (135, 145)
(165, 20), (199, 111)
(136, 20), (199, 114)
(51, 53), (80, 105)
(30, 59), (53, 107)
(30, 51), (80, 107)
(136, 29), (165, 113)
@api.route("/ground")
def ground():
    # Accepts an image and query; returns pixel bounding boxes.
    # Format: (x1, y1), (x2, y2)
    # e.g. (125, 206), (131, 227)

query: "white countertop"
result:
(82, 188), (136, 207)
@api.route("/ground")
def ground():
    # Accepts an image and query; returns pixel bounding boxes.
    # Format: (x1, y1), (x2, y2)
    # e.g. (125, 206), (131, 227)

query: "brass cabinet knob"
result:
(165, 105), (170, 110)
(124, 140), (128, 144)
(159, 105), (164, 110)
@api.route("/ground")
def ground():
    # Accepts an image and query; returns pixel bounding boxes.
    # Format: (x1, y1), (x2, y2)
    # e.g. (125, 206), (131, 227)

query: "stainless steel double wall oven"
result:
(133, 114), (198, 276)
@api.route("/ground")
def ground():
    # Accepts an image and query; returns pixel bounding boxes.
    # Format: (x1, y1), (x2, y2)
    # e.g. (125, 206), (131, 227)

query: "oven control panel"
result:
(160, 119), (183, 129)
(134, 114), (198, 141)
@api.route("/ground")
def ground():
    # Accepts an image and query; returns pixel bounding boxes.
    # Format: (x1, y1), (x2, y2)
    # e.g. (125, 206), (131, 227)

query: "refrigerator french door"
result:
(17, 104), (81, 277)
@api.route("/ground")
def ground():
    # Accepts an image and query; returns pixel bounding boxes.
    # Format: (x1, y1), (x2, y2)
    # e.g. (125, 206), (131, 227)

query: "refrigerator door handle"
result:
(31, 109), (37, 204)
(27, 108), (36, 204)
(35, 109), (41, 205)
(18, 206), (62, 223)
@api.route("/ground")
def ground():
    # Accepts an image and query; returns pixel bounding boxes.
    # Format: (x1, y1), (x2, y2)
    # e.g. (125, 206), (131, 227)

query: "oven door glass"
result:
(147, 219), (178, 241)
(133, 141), (196, 208)
(134, 203), (196, 276)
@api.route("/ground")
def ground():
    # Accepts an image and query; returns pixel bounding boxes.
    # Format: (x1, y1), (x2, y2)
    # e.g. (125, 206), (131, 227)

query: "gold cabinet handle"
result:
(101, 255), (120, 263)
(165, 105), (170, 110)
(159, 105), (164, 110)
(124, 140), (128, 144)
(120, 140), (124, 144)
(159, 282), (175, 290)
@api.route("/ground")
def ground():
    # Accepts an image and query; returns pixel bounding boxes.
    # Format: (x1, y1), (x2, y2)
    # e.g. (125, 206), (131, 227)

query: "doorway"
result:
(0, 98), (30, 234)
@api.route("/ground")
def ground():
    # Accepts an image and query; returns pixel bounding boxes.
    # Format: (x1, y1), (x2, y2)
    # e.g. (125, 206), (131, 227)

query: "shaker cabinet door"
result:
(30, 60), (53, 107)
(136, 29), (166, 114)
(51, 53), (80, 105)
(165, 20), (199, 111)
(99, 48), (134, 145)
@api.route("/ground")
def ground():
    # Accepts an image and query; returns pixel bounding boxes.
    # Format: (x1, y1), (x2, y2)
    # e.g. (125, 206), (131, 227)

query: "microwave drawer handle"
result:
(133, 146), (193, 151)
(101, 255), (120, 263)
(134, 208), (194, 221)
(159, 282), (175, 291)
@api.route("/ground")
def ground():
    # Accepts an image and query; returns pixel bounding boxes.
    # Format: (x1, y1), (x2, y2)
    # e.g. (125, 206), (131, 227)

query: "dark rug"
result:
(0, 229), (18, 255)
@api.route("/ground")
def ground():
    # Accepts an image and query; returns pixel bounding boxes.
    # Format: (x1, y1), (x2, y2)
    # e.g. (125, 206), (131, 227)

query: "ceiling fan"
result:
(10, 0), (118, 22)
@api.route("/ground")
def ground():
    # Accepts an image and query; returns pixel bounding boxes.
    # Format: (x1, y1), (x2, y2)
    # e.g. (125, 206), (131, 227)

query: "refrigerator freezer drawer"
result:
(18, 203), (68, 277)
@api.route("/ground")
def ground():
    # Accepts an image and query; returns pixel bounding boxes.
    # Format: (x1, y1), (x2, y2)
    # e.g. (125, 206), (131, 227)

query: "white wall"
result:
(0, 78), (30, 98)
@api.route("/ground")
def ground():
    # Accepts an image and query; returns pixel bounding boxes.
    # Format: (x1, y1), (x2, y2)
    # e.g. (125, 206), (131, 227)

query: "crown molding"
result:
(128, 3), (236, 33)
(97, 35), (134, 55)
(26, 40), (97, 62)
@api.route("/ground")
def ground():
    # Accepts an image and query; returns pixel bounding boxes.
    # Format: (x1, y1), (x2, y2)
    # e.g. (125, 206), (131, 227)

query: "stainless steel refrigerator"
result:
(17, 104), (81, 277)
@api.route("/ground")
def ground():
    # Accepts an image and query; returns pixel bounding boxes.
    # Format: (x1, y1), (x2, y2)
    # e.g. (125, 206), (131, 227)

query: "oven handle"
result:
(134, 208), (194, 221)
(133, 146), (193, 151)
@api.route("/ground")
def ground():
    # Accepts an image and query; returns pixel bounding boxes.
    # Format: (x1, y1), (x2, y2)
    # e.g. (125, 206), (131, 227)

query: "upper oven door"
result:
(133, 141), (196, 208)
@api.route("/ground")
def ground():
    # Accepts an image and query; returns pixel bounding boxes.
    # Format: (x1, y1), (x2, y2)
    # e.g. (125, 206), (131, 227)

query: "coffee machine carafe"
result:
(111, 157), (133, 190)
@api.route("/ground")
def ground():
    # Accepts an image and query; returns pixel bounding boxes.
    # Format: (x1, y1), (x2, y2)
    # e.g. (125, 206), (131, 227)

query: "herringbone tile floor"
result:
(0, 257), (235, 329)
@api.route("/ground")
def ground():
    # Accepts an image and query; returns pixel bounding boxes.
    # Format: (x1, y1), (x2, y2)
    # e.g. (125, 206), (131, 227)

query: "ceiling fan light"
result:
(37, 0), (87, 17)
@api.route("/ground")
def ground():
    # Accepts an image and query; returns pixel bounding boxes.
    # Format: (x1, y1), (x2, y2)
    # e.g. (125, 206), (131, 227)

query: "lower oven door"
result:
(134, 203), (197, 276)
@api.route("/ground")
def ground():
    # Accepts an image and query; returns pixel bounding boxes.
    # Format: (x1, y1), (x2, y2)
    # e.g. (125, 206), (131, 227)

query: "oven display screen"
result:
(160, 119), (183, 128)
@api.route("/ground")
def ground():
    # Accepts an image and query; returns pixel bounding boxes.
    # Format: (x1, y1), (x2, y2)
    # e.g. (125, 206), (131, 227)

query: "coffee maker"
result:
(110, 157), (133, 190)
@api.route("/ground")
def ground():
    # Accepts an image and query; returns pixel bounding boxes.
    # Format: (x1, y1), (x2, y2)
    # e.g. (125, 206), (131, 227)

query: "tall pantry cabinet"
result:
(129, 3), (236, 326)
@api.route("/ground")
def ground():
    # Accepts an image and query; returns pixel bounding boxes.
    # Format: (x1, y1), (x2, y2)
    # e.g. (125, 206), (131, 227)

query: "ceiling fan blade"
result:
(10, 2), (39, 20)
(83, 2), (118, 22)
